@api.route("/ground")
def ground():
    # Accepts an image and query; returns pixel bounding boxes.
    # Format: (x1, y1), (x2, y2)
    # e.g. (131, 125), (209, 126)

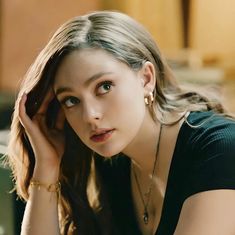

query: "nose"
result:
(82, 100), (102, 124)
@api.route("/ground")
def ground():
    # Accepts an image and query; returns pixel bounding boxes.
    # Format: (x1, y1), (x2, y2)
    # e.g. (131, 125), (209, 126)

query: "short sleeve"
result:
(185, 115), (235, 197)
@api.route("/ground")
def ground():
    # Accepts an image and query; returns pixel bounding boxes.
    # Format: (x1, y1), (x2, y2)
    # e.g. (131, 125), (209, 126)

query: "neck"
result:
(122, 111), (162, 175)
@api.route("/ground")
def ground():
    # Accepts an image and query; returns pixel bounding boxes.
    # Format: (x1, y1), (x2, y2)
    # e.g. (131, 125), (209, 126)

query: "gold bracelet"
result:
(30, 179), (61, 199)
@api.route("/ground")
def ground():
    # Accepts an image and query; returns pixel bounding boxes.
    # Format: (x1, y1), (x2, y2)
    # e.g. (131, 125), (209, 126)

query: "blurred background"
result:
(0, 0), (235, 234)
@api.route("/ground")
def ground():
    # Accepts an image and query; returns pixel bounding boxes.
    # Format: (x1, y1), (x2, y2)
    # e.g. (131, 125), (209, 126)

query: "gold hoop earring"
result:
(144, 92), (154, 105)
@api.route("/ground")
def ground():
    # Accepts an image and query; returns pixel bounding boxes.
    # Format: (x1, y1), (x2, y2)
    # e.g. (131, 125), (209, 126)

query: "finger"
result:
(19, 94), (43, 136)
(37, 88), (55, 115)
(18, 93), (33, 129)
(55, 107), (66, 131)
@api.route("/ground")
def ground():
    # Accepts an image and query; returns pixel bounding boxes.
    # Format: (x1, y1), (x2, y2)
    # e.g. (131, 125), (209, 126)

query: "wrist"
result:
(29, 178), (61, 200)
(30, 179), (61, 192)
(33, 164), (60, 182)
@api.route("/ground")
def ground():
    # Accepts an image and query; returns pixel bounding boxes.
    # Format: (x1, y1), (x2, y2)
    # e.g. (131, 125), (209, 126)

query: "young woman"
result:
(6, 11), (235, 235)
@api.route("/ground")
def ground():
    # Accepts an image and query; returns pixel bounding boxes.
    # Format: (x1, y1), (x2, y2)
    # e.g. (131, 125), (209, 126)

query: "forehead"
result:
(53, 49), (128, 87)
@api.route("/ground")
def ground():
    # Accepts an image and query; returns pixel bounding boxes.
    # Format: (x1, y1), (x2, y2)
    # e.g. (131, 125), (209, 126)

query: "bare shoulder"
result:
(174, 189), (235, 235)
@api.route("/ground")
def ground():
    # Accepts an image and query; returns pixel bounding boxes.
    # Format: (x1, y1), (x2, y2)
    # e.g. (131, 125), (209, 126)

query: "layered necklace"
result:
(132, 123), (163, 225)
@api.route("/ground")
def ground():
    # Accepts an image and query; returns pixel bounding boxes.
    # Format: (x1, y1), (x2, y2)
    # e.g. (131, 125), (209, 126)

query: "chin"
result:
(96, 150), (118, 158)
(93, 146), (122, 158)
(89, 138), (128, 158)
(101, 154), (116, 158)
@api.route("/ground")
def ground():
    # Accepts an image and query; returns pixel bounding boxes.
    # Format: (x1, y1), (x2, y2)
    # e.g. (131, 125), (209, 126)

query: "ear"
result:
(139, 61), (156, 95)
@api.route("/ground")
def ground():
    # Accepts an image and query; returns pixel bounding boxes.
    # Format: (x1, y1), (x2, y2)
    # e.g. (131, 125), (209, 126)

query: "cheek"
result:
(64, 112), (83, 134)
(98, 96), (146, 156)
(113, 85), (146, 130)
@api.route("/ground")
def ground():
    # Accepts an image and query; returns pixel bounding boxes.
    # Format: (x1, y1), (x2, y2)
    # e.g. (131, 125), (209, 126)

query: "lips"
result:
(90, 129), (115, 143)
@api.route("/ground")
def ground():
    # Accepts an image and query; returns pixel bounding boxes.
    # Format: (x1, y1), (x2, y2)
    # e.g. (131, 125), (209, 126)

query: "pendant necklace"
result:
(132, 123), (163, 225)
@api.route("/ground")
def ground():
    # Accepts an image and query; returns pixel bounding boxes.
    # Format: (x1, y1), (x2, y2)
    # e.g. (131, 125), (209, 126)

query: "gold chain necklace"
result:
(132, 123), (163, 225)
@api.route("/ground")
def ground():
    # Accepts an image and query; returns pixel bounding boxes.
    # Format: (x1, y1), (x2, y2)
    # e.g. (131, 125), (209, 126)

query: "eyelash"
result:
(96, 80), (113, 95)
(60, 96), (80, 108)
(60, 80), (114, 108)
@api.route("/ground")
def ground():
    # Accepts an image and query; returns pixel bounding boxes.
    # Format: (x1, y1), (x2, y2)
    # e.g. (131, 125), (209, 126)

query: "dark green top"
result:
(97, 111), (235, 235)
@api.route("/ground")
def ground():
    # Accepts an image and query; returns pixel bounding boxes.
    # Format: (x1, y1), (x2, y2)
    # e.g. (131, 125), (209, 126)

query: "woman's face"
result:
(54, 49), (149, 157)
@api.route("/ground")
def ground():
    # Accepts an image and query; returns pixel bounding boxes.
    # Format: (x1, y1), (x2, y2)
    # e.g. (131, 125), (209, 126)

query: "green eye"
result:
(97, 81), (113, 95)
(61, 96), (80, 108)
(103, 84), (111, 90)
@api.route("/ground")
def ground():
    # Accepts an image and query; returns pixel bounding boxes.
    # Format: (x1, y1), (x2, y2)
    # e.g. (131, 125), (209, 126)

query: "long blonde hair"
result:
(6, 11), (225, 234)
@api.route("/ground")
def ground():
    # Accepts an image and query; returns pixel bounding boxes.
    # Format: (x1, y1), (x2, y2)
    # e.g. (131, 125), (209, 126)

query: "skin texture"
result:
(19, 48), (235, 235)
(174, 189), (235, 235)
(19, 47), (161, 235)
(19, 91), (63, 235)
(54, 48), (145, 157)
(54, 48), (160, 171)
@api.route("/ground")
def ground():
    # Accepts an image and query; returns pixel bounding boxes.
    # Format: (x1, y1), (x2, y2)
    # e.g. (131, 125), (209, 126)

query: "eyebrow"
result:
(55, 71), (113, 96)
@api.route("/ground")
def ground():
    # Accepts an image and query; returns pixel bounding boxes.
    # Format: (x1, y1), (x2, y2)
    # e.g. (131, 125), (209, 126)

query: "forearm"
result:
(21, 168), (60, 235)
(17, 89), (65, 235)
